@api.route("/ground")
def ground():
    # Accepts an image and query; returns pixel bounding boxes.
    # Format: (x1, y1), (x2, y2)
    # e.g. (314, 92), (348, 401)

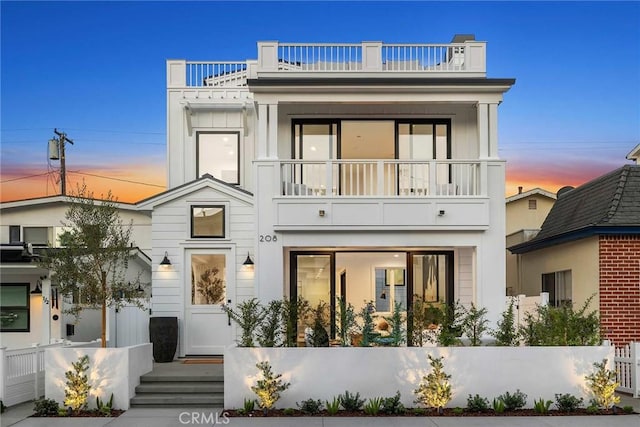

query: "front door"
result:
(184, 249), (235, 355)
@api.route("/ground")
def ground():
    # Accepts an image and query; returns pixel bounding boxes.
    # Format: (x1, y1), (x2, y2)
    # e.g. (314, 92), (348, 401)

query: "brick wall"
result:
(599, 235), (640, 346)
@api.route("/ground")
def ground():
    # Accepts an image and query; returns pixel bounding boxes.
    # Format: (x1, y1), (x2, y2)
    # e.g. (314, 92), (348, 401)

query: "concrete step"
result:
(130, 393), (224, 407)
(135, 381), (224, 394)
(140, 374), (224, 382)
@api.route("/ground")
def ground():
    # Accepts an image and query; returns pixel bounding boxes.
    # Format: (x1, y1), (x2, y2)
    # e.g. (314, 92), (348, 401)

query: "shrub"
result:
(414, 354), (452, 414)
(364, 397), (383, 415)
(452, 407), (464, 415)
(283, 408), (295, 415)
(586, 403), (599, 414)
(308, 302), (330, 347)
(33, 398), (60, 416)
(497, 390), (527, 411)
(359, 302), (376, 347)
(409, 297), (443, 346)
(437, 301), (464, 346)
(466, 394), (490, 412)
(491, 298), (519, 346)
(461, 303), (489, 346)
(383, 301), (406, 346)
(282, 297), (311, 347)
(257, 300), (283, 347)
(622, 405), (634, 414)
(64, 355), (91, 413)
(223, 298), (265, 347)
(251, 361), (290, 411)
(338, 390), (365, 411)
(96, 393), (114, 416)
(336, 297), (357, 346)
(325, 397), (340, 415)
(520, 295), (600, 346)
(492, 398), (506, 414)
(380, 391), (405, 415)
(238, 398), (255, 415)
(413, 408), (426, 416)
(533, 398), (552, 414)
(297, 398), (323, 415)
(585, 359), (620, 409)
(554, 393), (583, 412)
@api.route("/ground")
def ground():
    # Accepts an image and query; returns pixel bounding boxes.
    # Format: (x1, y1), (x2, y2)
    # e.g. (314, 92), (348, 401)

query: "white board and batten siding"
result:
(143, 181), (255, 355)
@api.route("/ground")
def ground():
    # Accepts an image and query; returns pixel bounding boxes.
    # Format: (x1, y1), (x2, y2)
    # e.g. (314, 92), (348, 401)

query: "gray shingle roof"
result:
(509, 165), (640, 253)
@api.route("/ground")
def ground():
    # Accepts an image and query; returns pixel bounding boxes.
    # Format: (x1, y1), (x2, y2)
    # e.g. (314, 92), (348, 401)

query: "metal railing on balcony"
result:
(280, 160), (481, 197)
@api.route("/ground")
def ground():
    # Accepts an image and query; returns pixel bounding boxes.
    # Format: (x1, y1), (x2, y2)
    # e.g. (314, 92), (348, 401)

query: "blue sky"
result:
(1, 1), (639, 201)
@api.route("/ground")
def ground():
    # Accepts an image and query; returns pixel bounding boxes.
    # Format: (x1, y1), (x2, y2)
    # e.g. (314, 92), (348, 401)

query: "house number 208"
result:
(259, 234), (277, 243)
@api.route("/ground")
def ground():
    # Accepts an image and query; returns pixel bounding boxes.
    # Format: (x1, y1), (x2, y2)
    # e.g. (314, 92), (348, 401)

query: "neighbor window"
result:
(196, 132), (240, 184)
(23, 227), (50, 246)
(542, 270), (572, 307)
(0, 284), (30, 332)
(529, 199), (537, 210)
(191, 206), (225, 238)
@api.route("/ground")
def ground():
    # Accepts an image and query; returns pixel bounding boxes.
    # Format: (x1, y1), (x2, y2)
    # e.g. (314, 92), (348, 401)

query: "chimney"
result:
(518, 186), (523, 194)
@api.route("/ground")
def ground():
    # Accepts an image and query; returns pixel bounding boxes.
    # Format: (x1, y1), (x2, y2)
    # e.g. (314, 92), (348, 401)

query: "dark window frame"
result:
(190, 205), (226, 238)
(528, 199), (537, 210)
(0, 283), (30, 332)
(195, 131), (241, 184)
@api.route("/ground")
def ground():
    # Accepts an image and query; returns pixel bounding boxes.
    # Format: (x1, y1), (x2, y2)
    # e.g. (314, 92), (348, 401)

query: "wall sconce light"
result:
(243, 252), (254, 266)
(160, 251), (172, 266)
(438, 210), (446, 216)
(318, 209), (325, 217)
(379, 290), (387, 300)
(31, 280), (43, 295)
(136, 283), (145, 294)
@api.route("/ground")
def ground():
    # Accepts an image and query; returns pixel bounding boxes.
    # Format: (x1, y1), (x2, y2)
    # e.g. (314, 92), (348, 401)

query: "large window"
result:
(191, 254), (226, 305)
(1, 284), (30, 332)
(191, 206), (225, 238)
(23, 227), (50, 246)
(196, 132), (240, 184)
(542, 270), (572, 307)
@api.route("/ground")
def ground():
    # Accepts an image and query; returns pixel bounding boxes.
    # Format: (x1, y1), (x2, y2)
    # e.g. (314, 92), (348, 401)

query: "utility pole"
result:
(49, 129), (74, 195)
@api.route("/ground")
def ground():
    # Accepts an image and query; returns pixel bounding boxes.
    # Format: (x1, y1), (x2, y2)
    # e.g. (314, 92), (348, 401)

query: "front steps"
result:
(130, 364), (224, 407)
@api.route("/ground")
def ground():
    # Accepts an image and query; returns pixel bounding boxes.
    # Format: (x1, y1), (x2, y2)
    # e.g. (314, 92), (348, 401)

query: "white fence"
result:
(0, 340), (100, 407)
(615, 342), (640, 397)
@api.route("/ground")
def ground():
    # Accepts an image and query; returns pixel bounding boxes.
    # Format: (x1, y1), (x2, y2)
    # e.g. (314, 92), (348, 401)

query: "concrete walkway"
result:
(3, 400), (639, 427)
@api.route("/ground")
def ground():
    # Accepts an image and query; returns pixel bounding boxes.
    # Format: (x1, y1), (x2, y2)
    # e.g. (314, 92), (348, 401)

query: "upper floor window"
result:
(196, 132), (240, 184)
(23, 227), (50, 246)
(542, 270), (572, 307)
(191, 205), (225, 238)
(528, 199), (537, 210)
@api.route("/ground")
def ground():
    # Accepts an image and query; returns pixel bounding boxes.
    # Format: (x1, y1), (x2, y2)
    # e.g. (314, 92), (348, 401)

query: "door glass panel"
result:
(293, 123), (337, 195)
(295, 254), (332, 342)
(191, 254), (226, 305)
(412, 254), (448, 304)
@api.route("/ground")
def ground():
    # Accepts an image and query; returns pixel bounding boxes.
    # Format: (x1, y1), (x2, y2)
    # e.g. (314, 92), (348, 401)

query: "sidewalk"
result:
(3, 400), (639, 427)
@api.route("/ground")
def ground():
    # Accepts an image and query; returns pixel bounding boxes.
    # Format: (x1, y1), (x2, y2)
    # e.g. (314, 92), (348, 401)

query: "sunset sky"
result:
(2, 1), (639, 203)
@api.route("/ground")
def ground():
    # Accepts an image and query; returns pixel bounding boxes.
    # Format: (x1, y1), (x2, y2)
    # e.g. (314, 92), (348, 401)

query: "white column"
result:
(267, 103), (279, 159)
(257, 103), (268, 159)
(476, 102), (489, 159)
(488, 102), (499, 158)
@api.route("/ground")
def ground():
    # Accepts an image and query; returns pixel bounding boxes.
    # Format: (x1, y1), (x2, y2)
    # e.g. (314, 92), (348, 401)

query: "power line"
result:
(68, 171), (165, 188)
(0, 170), (55, 183)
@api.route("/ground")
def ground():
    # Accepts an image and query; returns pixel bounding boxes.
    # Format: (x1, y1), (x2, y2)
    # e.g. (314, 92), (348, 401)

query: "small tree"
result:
(491, 298), (519, 346)
(251, 361), (290, 413)
(64, 355), (91, 414)
(257, 299), (283, 347)
(336, 296), (356, 346)
(281, 296), (310, 347)
(308, 301), (329, 347)
(437, 301), (464, 346)
(222, 298), (264, 347)
(414, 354), (452, 414)
(461, 303), (489, 346)
(41, 183), (145, 348)
(585, 359), (620, 409)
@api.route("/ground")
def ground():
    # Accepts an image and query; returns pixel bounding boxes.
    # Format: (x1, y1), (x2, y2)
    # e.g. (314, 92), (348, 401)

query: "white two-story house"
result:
(138, 35), (515, 355)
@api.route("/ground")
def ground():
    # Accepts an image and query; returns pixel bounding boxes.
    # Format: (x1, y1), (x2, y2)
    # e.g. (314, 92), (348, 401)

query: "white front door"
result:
(184, 249), (235, 355)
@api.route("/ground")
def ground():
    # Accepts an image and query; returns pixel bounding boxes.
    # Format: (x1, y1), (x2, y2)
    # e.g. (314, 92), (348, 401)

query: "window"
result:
(191, 254), (226, 305)
(528, 199), (537, 210)
(23, 227), (50, 246)
(542, 270), (572, 307)
(9, 225), (20, 243)
(191, 206), (225, 238)
(0, 284), (30, 332)
(196, 132), (240, 184)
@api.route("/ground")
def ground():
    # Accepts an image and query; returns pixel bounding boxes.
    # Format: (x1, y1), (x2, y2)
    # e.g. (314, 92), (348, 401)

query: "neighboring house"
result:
(143, 35), (515, 355)
(505, 187), (556, 296)
(0, 196), (152, 349)
(509, 165), (640, 346)
(627, 143), (640, 164)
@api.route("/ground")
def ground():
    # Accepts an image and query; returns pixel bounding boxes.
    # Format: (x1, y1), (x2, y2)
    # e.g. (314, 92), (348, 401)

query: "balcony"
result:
(267, 159), (494, 231)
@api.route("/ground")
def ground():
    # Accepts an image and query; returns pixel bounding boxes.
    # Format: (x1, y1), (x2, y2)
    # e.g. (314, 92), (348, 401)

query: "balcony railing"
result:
(280, 160), (482, 197)
(185, 62), (248, 87)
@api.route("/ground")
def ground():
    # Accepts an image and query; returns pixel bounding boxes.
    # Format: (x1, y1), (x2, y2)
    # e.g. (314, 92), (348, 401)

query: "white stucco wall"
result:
(225, 346), (614, 409)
